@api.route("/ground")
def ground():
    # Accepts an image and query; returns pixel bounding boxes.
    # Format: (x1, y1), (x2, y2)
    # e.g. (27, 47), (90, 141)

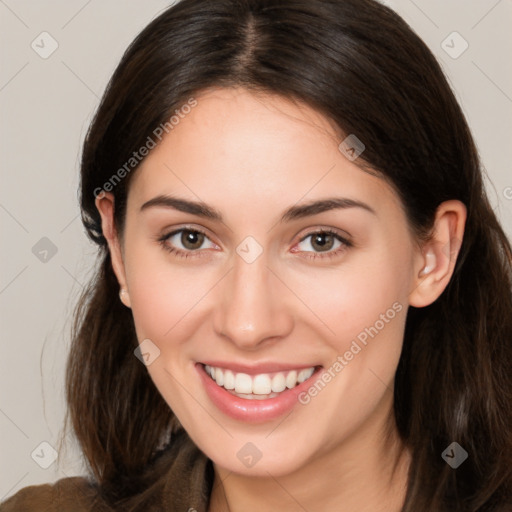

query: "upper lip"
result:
(199, 361), (321, 375)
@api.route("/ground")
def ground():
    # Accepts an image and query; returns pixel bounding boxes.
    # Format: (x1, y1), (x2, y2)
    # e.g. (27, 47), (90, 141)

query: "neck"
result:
(208, 394), (411, 512)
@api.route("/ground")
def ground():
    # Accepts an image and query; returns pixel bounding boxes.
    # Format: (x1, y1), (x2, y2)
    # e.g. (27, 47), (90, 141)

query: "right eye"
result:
(159, 227), (217, 258)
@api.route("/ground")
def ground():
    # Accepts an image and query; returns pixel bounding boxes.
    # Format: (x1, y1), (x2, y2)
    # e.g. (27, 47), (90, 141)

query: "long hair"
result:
(64, 0), (512, 509)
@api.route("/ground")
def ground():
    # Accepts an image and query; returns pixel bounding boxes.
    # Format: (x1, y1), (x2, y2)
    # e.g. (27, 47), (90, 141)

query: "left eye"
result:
(295, 231), (347, 253)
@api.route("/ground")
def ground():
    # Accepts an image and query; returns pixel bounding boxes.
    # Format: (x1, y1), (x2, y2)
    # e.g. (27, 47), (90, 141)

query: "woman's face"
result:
(100, 87), (428, 476)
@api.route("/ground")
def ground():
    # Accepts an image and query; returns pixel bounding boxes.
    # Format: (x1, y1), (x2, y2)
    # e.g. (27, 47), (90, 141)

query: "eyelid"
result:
(160, 224), (216, 242)
(294, 225), (353, 245)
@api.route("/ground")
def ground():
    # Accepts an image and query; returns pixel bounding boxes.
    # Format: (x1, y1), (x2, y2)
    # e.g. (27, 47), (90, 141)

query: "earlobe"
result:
(95, 192), (130, 299)
(119, 288), (132, 308)
(409, 200), (466, 308)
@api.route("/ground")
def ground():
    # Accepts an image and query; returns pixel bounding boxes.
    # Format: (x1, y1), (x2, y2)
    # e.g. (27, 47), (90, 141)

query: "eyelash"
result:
(157, 227), (353, 261)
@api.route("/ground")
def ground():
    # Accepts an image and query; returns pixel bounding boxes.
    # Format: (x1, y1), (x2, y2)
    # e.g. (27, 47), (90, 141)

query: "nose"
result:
(213, 252), (294, 350)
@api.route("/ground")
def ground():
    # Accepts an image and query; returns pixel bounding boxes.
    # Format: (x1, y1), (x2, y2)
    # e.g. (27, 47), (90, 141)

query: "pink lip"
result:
(196, 363), (321, 423)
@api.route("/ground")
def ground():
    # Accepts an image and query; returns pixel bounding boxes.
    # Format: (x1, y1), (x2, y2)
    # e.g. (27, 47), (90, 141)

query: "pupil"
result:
(183, 230), (203, 249)
(313, 233), (333, 252)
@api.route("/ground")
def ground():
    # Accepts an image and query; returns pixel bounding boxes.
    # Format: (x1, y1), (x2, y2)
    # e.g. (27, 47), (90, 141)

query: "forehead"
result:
(128, 87), (401, 218)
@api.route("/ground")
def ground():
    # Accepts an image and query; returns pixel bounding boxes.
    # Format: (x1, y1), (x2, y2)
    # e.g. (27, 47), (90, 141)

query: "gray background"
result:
(1, 0), (511, 501)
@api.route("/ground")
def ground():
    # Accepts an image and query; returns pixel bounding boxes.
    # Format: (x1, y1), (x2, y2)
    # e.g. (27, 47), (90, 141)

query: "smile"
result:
(197, 362), (322, 422)
(204, 364), (315, 399)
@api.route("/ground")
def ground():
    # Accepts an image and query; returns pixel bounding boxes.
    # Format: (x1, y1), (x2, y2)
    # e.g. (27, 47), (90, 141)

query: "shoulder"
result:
(0, 475), (112, 511)
(0, 431), (212, 512)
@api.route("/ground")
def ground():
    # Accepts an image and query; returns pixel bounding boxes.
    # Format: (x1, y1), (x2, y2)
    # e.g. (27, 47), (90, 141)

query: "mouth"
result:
(203, 364), (316, 399)
(197, 362), (322, 422)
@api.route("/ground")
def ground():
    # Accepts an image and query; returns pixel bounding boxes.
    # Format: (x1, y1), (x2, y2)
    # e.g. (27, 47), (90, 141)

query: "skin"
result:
(96, 87), (466, 512)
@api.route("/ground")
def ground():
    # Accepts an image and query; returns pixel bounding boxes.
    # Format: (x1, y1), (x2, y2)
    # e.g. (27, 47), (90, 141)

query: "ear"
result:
(95, 192), (131, 308)
(409, 200), (466, 308)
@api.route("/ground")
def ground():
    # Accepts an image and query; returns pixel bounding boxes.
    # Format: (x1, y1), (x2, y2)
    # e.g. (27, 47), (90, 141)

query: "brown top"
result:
(0, 430), (213, 512)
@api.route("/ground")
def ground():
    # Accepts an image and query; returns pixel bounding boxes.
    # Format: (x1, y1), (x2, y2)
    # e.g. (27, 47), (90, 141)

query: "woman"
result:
(2, 0), (511, 510)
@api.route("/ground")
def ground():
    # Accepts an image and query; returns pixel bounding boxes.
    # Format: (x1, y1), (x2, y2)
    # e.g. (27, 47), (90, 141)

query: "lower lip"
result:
(196, 363), (321, 423)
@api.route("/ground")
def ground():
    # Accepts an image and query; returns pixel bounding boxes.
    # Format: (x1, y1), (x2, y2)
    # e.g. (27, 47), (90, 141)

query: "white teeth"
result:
(223, 369), (235, 390)
(285, 370), (297, 389)
(297, 367), (314, 383)
(215, 367), (224, 387)
(234, 373), (253, 394)
(252, 374), (272, 395)
(271, 373), (286, 393)
(204, 364), (316, 396)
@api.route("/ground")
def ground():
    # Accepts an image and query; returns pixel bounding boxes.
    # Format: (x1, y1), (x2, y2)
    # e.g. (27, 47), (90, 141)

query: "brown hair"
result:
(64, 0), (512, 509)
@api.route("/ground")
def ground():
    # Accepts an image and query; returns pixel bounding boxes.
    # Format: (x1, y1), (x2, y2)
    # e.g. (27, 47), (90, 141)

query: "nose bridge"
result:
(213, 250), (292, 349)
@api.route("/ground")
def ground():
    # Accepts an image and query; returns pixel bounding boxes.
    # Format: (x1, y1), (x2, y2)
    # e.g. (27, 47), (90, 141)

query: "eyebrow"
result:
(140, 195), (376, 222)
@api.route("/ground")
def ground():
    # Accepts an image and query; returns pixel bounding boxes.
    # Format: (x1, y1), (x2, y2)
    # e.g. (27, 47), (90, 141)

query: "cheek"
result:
(327, 250), (410, 396)
(292, 261), (408, 440)
(122, 242), (211, 346)
(128, 275), (215, 353)
(299, 246), (410, 350)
